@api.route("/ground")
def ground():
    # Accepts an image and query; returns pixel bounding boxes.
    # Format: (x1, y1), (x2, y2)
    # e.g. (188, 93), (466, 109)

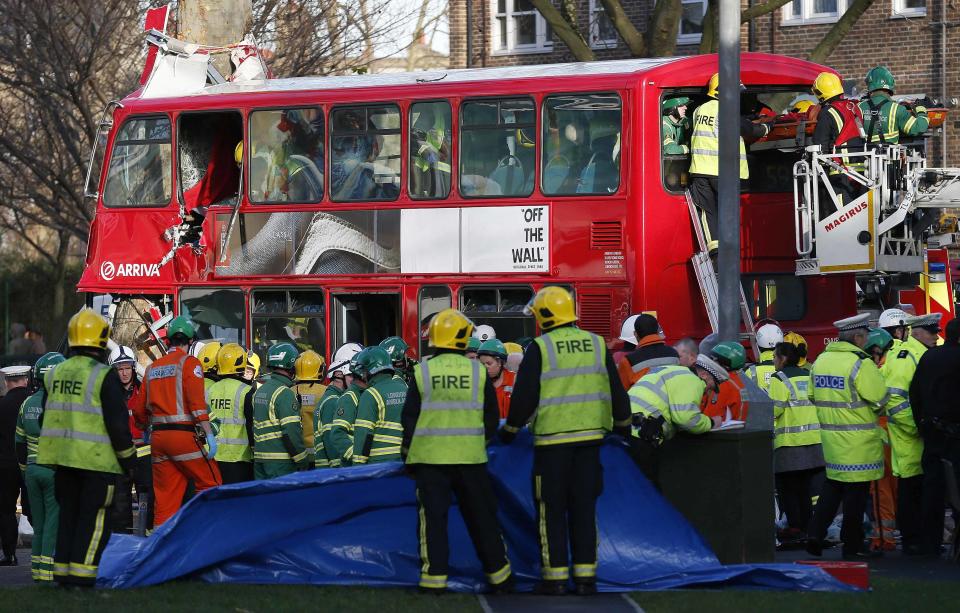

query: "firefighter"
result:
(858, 66), (929, 145)
(688, 73), (770, 252)
(783, 331), (810, 367)
(316, 343), (362, 467)
(244, 351), (261, 384)
(769, 341), (822, 541)
(196, 341), (222, 395)
(477, 339), (514, 419)
(628, 354), (726, 487)
(130, 316), (221, 527)
(352, 347), (407, 464)
(402, 308), (513, 594)
(745, 322), (784, 393)
(811, 72), (867, 214)
(806, 313), (888, 559)
(14, 353), (64, 581)
(107, 345), (151, 533)
(252, 342), (309, 479)
(662, 96), (691, 155)
(703, 341), (749, 421)
(499, 287), (631, 596)
(293, 350), (326, 466)
(617, 314), (679, 390)
(208, 343), (254, 484)
(328, 351), (371, 467)
(379, 336), (415, 383)
(37, 309), (137, 586)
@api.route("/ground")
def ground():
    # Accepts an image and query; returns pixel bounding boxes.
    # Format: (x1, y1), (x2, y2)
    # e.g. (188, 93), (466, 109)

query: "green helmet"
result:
(710, 341), (746, 371)
(167, 316), (196, 340)
(379, 336), (410, 366)
(33, 351), (65, 382)
(267, 342), (299, 370)
(663, 96), (690, 112)
(865, 328), (894, 354)
(353, 346), (393, 381)
(466, 337), (481, 352)
(477, 339), (508, 360)
(865, 66), (895, 93)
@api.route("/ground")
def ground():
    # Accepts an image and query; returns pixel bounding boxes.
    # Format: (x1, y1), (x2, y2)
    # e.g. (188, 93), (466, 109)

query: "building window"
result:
(589, 0), (618, 49)
(491, 0), (552, 54)
(678, 0), (707, 44)
(782, 0), (848, 25)
(891, 0), (925, 17)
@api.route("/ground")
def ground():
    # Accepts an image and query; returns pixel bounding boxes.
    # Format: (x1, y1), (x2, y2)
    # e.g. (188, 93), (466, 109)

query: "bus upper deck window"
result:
(179, 112), (243, 208)
(409, 101), (452, 200)
(103, 116), (172, 207)
(249, 107), (324, 204)
(542, 94), (621, 195)
(460, 98), (535, 198)
(330, 105), (400, 202)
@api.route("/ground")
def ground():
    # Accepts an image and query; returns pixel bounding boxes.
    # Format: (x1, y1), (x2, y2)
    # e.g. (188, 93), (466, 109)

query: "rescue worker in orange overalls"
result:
(701, 341), (750, 421)
(131, 316), (221, 526)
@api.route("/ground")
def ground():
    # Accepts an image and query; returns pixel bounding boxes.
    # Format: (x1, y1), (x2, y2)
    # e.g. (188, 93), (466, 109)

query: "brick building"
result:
(449, 0), (960, 165)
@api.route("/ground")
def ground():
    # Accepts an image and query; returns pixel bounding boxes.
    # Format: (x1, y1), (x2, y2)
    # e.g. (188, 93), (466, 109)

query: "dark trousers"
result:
(808, 478), (869, 555)
(920, 432), (960, 553)
(0, 465), (20, 558)
(112, 453), (154, 533)
(819, 175), (867, 218)
(53, 467), (116, 586)
(897, 474), (923, 549)
(776, 467), (823, 533)
(219, 461), (254, 485)
(688, 176), (718, 245)
(414, 463), (510, 590)
(534, 444), (602, 584)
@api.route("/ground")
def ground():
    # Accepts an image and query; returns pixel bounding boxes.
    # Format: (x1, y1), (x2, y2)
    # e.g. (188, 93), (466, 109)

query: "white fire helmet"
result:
(108, 345), (136, 366)
(756, 323), (784, 349)
(878, 308), (910, 329)
(328, 342), (363, 376)
(473, 324), (497, 342)
(618, 314), (640, 344)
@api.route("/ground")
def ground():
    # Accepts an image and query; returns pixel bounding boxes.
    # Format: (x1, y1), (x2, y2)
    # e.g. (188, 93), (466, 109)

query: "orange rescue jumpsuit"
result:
(131, 348), (222, 526)
(494, 369), (516, 419)
(700, 370), (749, 421)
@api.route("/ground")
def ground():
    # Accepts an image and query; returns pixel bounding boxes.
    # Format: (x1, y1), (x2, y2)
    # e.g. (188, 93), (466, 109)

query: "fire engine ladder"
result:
(685, 191), (761, 358)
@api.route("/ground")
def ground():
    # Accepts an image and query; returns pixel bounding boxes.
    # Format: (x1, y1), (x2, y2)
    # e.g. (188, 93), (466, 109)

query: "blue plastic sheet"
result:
(98, 433), (854, 592)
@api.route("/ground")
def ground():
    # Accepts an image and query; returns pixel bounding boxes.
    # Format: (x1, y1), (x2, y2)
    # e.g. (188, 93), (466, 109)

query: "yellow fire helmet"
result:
(503, 342), (523, 355)
(217, 343), (247, 376)
(428, 308), (476, 350)
(525, 286), (577, 331)
(246, 351), (261, 378)
(812, 72), (844, 103)
(295, 350), (325, 382)
(67, 308), (111, 350)
(197, 341), (222, 374)
(783, 331), (809, 367)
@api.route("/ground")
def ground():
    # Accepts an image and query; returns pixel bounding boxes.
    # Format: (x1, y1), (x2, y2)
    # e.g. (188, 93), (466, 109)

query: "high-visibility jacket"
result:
(329, 382), (364, 465)
(769, 367), (820, 449)
(494, 369), (515, 419)
(294, 381), (326, 459)
(38, 356), (132, 474)
(744, 349), (776, 393)
(407, 353), (488, 464)
(15, 390), (45, 467)
(353, 372), (407, 464)
(314, 385), (343, 467)
(880, 337), (927, 478)
(251, 373), (308, 471)
(859, 92), (928, 144)
(629, 365), (710, 439)
(809, 341), (888, 482)
(530, 326), (614, 446)
(132, 348), (209, 428)
(689, 99), (748, 179)
(208, 377), (253, 463)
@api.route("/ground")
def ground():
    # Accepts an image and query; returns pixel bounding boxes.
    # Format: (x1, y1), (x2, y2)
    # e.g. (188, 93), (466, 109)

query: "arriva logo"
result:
(100, 261), (161, 281)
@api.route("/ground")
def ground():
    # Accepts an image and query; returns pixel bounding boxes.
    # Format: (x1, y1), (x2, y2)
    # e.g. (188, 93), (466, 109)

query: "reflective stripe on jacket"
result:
(688, 99), (748, 179)
(769, 368), (820, 449)
(628, 365), (710, 439)
(880, 337), (926, 478)
(209, 377), (252, 463)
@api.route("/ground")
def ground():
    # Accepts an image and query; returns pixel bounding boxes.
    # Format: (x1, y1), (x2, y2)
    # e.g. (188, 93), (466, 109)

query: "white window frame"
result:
(490, 0), (553, 55)
(677, 0), (707, 45)
(891, 0), (926, 18)
(781, 0), (849, 26)
(589, 0), (618, 49)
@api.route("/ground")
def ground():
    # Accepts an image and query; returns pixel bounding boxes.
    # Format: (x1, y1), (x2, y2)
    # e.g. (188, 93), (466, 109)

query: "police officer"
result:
(0, 364), (31, 566)
(500, 287), (631, 596)
(662, 96), (691, 155)
(315, 343), (362, 467)
(329, 351), (370, 467)
(37, 309), (137, 586)
(379, 336), (415, 384)
(806, 313), (888, 559)
(14, 353), (64, 580)
(859, 66), (929, 146)
(402, 308), (513, 594)
(616, 313), (679, 390)
(252, 342), (309, 479)
(208, 343), (255, 484)
(293, 350), (326, 467)
(352, 347), (407, 464)
(745, 322), (784, 393)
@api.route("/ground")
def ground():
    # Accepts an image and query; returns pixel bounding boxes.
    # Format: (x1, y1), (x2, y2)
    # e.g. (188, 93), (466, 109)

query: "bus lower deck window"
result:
(460, 98), (535, 198)
(249, 107), (324, 203)
(542, 94), (622, 195)
(330, 105), (400, 202)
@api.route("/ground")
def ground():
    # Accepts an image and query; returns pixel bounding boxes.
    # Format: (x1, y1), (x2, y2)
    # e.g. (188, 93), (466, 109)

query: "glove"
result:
(206, 434), (218, 459)
(914, 105), (928, 115)
(498, 424), (519, 445)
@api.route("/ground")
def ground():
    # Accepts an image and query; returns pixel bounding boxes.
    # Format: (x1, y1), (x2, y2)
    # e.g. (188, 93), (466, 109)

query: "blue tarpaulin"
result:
(98, 433), (854, 592)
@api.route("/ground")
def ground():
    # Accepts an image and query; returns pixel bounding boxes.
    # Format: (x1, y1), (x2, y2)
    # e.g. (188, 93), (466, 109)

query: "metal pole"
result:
(466, 0), (473, 68)
(717, 0), (742, 343)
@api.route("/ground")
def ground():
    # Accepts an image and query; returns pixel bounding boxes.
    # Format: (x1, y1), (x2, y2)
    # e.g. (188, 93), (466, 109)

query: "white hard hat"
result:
(473, 324), (497, 342)
(190, 340), (206, 357)
(108, 345), (136, 366)
(878, 308), (910, 329)
(328, 342), (363, 376)
(619, 314), (640, 344)
(755, 323), (784, 349)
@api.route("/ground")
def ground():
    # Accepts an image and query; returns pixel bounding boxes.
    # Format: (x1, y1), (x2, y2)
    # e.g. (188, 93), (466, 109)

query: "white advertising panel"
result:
(461, 205), (549, 273)
(400, 208), (460, 273)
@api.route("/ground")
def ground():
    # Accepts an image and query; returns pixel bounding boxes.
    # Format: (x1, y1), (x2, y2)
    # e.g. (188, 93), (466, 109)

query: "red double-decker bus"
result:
(79, 52), (854, 361)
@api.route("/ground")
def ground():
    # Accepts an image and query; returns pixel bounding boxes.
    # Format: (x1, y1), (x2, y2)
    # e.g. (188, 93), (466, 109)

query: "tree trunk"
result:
(647, 0), (682, 57)
(52, 232), (69, 321)
(741, 0), (793, 22)
(598, 0), (646, 56)
(808, 0), (874, 64)
(178, 0), (253, 76)
(530, 0), (595, 61)
(699, 0), (718, 53)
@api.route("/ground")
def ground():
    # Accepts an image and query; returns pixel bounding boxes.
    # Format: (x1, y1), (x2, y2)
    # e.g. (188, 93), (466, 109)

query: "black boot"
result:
(0, 555), (17, 567)
(573, 580), (597, 596)
(534, 580), (567, 596)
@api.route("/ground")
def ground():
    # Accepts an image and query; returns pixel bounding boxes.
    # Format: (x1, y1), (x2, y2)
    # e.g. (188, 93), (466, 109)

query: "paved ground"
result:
(0, 548), (33, 587)
(776, 546), (959, 583)
(480, 593), (643, 613)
